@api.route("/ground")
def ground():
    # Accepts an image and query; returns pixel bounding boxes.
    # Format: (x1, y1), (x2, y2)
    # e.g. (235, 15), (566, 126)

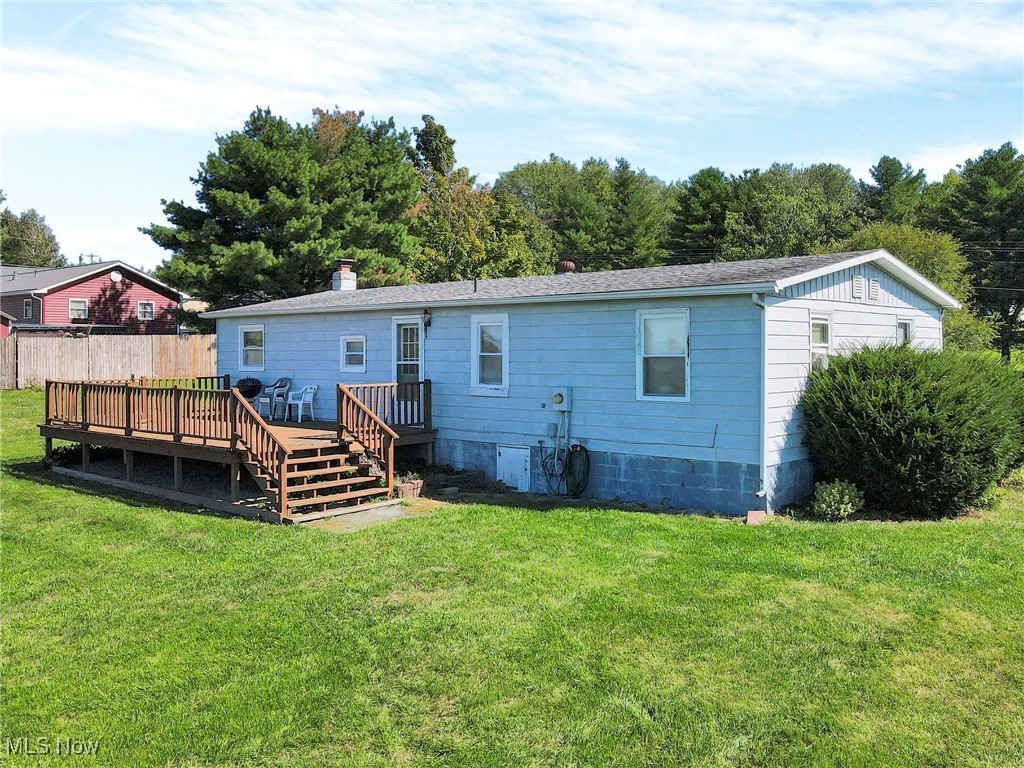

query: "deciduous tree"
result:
(0, 191), (66, 268)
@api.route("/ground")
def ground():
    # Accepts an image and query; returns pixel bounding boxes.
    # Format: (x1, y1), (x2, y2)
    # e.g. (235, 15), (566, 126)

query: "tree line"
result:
(1, 108), (1019, 355)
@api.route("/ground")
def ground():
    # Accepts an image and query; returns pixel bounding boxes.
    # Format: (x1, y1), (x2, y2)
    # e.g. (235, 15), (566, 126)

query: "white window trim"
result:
(635, 308), (691, 402)
(68, 298), (89, 320)
(340, 334), (367, 374)
(238, 324), (265, 371)
(810, 312), (832, 371)
(470, 313), (509, 397)
(896, 317), (914, 344)
(391, 315), (424, 383)
(22, 298), (32, 319)
(137, 300), (156, 321)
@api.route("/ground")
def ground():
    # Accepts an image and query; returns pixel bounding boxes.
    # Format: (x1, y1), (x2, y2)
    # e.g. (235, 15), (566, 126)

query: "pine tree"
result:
(145, 107), (421, 309)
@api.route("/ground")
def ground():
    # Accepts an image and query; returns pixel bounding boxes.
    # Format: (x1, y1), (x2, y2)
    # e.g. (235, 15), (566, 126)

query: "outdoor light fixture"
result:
(422, 308), (432, 331)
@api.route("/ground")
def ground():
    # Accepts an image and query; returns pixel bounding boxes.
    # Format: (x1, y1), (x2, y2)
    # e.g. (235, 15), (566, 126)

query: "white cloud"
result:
(2, 1), (1020, 136)
(908, 138), (1024, 181)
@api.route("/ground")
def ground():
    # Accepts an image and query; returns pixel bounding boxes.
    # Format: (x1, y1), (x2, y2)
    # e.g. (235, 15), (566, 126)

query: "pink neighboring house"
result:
(0, 261), (181, 334)
(0, 310), (13, 338)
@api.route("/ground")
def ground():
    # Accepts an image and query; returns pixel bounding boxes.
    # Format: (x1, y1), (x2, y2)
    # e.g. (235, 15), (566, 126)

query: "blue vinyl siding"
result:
(217, 294), (764, 466)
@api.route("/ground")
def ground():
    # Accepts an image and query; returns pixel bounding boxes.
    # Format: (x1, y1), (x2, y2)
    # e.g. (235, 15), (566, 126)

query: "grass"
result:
(2, 388), (1024, 767)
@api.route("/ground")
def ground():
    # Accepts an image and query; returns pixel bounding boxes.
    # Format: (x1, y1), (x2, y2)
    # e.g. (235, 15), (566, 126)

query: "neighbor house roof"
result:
(0, 261), (179, 297)
(203, 250), (961, 319)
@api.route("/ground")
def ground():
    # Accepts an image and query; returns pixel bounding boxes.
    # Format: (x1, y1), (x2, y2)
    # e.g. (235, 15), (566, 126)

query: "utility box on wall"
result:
(551, 386), (572, 412)
(497, 445), (531, 492)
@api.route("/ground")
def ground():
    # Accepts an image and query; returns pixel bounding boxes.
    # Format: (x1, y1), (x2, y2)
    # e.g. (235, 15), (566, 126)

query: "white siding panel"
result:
(764, 287), (945, 509)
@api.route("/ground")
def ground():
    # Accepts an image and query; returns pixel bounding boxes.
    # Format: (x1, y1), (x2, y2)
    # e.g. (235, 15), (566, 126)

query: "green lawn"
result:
(2, 389), (1023, 767)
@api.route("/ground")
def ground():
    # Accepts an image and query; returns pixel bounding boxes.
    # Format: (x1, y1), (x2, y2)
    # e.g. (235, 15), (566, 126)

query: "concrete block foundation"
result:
(434, 437), (763, 515)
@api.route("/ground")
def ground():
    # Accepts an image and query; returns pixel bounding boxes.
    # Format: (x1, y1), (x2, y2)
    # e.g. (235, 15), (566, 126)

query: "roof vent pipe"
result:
(331, 258), (357, 291)
(555, 259), (576, 274)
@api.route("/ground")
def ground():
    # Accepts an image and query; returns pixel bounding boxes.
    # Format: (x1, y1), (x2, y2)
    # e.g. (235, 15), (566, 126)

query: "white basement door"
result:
(496, 446), (530, 492)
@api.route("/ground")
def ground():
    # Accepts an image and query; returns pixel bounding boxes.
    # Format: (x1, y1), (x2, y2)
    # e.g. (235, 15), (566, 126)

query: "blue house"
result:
(204, 250), (959, 515)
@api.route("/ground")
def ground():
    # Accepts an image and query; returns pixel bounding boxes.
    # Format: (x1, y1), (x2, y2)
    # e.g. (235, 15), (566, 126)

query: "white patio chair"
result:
(256, 377), (291, 420)
(285, 385), (318, 423)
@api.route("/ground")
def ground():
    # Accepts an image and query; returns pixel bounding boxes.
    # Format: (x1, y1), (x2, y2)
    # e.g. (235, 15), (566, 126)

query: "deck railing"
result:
(44, 380), (234, 442)
(345, 380), (432, 431)
(337, 384), (399, 494)
(44, 379), (294, 517)
(231, 389), (292, 516)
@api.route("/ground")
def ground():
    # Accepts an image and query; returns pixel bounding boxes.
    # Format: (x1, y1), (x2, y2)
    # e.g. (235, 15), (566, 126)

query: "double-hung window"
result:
(340, 335), (366, 373)
(636, 309), (689, 400)
(22, 298), (32, 319)
(138, 301), (155, 320)
(470, 313), (508, 396)
(239, 325), (265, 370)
(810, 315), (831, 371)
(69, 299), (88, 320)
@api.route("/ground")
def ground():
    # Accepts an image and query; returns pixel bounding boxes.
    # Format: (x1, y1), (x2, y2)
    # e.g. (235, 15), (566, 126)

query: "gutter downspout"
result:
(30, 292), (44, 326)
(751, 292), (768, 510)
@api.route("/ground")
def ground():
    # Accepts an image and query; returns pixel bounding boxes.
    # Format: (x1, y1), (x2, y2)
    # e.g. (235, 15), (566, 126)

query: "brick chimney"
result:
(331, 258), (357, 291)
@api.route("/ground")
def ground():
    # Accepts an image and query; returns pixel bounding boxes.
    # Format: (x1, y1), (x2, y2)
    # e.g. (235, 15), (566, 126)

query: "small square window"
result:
(69, 299), (88, 319)
(340, 336), (366, 373)
(138, 301), (155, 320)
(897, 319), (913, 344)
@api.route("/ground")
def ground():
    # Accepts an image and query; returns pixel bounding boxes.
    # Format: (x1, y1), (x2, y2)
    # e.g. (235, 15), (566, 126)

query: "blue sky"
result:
(2, 1), (1022, 271)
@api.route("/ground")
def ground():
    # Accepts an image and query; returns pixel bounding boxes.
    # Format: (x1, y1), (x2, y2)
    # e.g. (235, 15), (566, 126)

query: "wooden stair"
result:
(247, 440), (386, 521)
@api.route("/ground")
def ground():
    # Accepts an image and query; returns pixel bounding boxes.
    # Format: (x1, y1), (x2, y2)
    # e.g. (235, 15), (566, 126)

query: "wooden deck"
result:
(41, 378), (433, 523)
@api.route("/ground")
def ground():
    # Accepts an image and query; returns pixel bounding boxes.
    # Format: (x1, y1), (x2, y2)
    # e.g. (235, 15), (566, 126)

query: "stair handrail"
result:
(337, 383), (398, 493)
(231, 388), (292, 517)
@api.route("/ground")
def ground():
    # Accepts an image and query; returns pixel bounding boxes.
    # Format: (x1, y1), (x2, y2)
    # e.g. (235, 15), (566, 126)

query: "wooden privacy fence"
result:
(0, 334), (217, 389)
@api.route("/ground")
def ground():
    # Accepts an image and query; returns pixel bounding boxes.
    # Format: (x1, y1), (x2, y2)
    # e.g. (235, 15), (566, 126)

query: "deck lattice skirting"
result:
(41, 377), (433, 522)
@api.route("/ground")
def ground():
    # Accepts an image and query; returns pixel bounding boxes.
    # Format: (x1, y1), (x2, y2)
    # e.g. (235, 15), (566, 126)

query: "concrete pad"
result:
(309, 503), (412, 533)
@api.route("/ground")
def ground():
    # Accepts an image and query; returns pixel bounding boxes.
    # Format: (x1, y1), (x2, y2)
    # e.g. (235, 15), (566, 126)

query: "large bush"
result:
(803, 346), (1024, 517)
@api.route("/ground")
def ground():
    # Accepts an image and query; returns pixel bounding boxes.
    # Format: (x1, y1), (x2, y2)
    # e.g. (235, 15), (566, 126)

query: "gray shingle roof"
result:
(205, 252), (875, 318)
(0, 261), (175, 296)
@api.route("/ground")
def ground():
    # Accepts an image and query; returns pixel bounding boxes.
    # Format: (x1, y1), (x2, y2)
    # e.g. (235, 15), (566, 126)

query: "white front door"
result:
(393, 318), (423, 384)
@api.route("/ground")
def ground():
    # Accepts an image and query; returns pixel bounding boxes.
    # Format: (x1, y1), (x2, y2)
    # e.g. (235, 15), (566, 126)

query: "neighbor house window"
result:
(636, 309), (689, 400)
(138, 301), (155, 321)
(897, 318), (913, 344)
(470, 313), (509, 396)
(239, 325), (265, 370)
(68, 299), (88, 320)
(340, 335), (366, 373)
(22, 298), (32, 319)
(811, 315), (831, 371)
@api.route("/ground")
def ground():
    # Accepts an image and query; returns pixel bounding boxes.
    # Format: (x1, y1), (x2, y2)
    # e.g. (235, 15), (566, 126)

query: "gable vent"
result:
(868, 279), (880, 301)
(852, 275), (865, 299)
